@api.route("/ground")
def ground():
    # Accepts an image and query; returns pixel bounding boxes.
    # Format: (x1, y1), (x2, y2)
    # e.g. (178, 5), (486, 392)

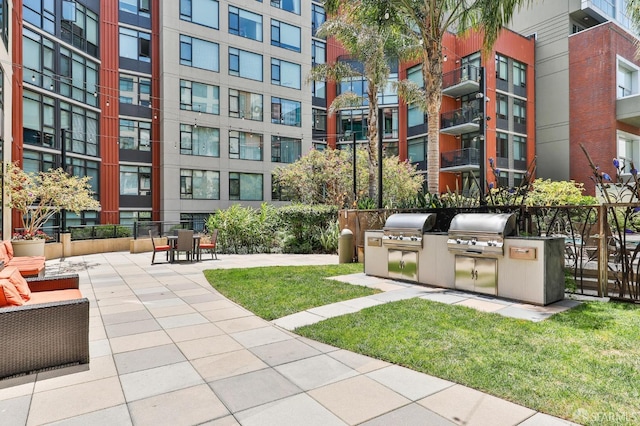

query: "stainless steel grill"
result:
(382, 213), (436, 250)
(447, 213), (516, 256)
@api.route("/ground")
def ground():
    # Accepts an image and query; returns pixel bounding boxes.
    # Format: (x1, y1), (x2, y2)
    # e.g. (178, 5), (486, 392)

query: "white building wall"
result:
(159, 0), (313, 222)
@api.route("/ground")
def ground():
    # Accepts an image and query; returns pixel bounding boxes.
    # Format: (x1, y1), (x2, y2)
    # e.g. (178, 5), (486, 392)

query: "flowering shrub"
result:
(4, 163), (101, 238)
(11, 230), (53, 241)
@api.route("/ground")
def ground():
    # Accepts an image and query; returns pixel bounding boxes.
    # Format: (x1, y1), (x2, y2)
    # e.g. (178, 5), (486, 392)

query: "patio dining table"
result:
(166, 233), (202, 262)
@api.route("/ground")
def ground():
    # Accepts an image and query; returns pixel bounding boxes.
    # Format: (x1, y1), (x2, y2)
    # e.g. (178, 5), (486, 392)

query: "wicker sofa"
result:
(0, 240), (46, 278)
(0, 267), (89, 380)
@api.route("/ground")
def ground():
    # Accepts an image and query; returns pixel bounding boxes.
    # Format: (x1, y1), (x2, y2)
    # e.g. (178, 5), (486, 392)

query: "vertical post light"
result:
(377, 108), (383, 209)
(60, 128), (67, 233)
(352, 132), (357, 204)
(478, 67), (487, 207)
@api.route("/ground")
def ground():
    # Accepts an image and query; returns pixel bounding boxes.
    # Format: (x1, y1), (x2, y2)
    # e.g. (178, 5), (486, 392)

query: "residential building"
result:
(4, 0), (318, 238)
(0, 0), (10, 236)
(509, 0), (640, 194)
(324, 29), (536, 195)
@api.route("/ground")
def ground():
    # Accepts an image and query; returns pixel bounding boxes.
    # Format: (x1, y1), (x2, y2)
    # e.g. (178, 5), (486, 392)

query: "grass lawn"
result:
(203, 264), (375, 320)
(296, 298), (640, 426)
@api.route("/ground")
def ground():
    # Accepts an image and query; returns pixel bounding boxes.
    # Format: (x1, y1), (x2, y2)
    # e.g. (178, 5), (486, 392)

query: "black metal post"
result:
(352, 132), (357, 204)
(478, 67), (487, 207)
(60, 128), (67, 232)
(377, 108), (383, 209)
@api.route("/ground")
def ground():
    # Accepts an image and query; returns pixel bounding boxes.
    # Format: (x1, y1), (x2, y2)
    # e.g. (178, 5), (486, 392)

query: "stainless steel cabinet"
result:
(454, 255), (497, 295)
(388, 250), (418, 281)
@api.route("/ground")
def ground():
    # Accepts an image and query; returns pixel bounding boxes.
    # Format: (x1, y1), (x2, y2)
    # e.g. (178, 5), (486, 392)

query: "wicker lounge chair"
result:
(0, 272), (89, 380)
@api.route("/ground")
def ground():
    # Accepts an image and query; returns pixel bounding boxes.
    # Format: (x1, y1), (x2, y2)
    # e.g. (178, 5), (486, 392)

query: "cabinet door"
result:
(474, 257), (497, 295)
(454, 255), (475, 292)
(388, 250), (418, 281)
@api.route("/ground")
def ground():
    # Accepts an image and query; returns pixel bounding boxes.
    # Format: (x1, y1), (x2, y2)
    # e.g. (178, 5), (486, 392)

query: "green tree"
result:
(325, 0), (533, 194)
(273, 148), (424, 208)
(308, 5), (411, 201)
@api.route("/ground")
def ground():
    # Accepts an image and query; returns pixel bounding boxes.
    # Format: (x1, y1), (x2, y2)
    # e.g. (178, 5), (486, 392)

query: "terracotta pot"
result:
(11, 239), (46, 257)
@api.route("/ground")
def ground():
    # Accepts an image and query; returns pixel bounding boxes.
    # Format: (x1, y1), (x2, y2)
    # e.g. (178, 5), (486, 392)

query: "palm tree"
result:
(325, 0), (533, 195)
(308, 6), (412, 201)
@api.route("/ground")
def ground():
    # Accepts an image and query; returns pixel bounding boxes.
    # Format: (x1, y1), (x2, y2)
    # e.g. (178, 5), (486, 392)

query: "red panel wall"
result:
(569, 23), (640, 195)
(99, 2), (120, 224)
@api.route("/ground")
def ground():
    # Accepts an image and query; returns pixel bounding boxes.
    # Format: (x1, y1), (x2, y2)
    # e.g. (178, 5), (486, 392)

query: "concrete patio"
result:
(0, 251), (579, 425)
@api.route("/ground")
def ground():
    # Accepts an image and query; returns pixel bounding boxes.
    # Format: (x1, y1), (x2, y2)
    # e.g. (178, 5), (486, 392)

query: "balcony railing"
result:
(440, 103), (481, 135)
(442, 65), (480, 98)
(440, 148), (480, 170)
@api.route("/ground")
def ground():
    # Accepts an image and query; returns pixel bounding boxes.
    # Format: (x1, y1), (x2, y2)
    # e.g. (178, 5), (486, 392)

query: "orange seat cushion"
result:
(199, 243), (215, 248)
(0, 279), (24, 307)
(6, 257), (46, 277)
(27, 289), (83, 305)
(0, 243), (9, 264)
(155, 245), (171, 250)
(3, 240), (14, 260)
(7, 268), (31, 302)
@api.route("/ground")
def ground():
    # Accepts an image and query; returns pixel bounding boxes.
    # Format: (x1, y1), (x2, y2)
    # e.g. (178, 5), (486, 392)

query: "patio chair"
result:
(174, 229), (195, 262)
(149, 231), (171, 264)
(199, 229), (218, 260)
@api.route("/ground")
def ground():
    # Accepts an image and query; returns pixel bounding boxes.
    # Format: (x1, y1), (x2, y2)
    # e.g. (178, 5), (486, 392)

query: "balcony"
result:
(442, 65), (480, 98)
(617, 94), (640, 127)
(440, 148), (480, 172)
(440, 104), (481, 135)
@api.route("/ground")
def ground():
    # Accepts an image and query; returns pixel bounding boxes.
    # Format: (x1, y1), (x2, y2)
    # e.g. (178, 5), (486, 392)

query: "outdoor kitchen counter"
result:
(365, 231), (565, 306)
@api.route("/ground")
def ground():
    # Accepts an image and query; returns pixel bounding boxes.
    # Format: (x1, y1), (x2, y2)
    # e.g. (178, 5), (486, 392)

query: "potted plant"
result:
(4, 163), (101, 256)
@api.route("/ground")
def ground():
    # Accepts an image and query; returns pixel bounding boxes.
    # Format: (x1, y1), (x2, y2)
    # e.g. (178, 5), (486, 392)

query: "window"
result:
(229, 172), (263, 200)
(408, 104), (425, 127)
(180, 213), (210, 232)
(120, 0), (150, 18)
(313, 108), (326, 131)
(407, 137), (427, 163)
(119, 27), (151, 62)
(312, 80), (325, 99)
(23, 90), (56, 147)
(180, 169), (220, 199)
(229, 131), (263, 161)
(498, 171), (509, 187)
(312, 40), (326, 65)
(180, 79), (220, 114)
(61, 102), (99, 156)
(271, 58), (301, 89)
(618, 59), (638, 98)
(23, 150), (55, 174)
(121, 165), (151, 195)
(0, 0), (9, 47)
(270, 0), (300, 15)
(271, 97), (301, 127)
(180, 124), (220, 157)
(339, 76), (367, 99)
(513, 60), (526, 88)
(272, 179), (293, 201)
(229, 89), (263, 120)
(119, 211), (152, 225)
(229, 48), (263, 81)
(180, 0), (219, 29)
(381, 107), (399, 139)
(311, 3), (325, 36)
(514, 135), (526, 162)
(497, 132), (509, 159)
(119, 74), (151, 107)
(513, 98), (526, 125)
(496, 54), (508, 81)
(496, 93), (508, 120)
(407, 64), (423, 87)
(378, 72), (398, 105)
(271, 20), (301, 52)
(120, 119), (151, 151)
(271, 136), (301, 163)
(23, 29), (57, 97)
(23, 0), (55, 35)
(69, 157), (100, 193)
(340, 109), (366, 140)
(180, 35), (219, 71)
(61, 2), (98, 56)
(229, 6), (262, 41)
(618, 133), (640, 173)
(59, 46), (99, 107)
